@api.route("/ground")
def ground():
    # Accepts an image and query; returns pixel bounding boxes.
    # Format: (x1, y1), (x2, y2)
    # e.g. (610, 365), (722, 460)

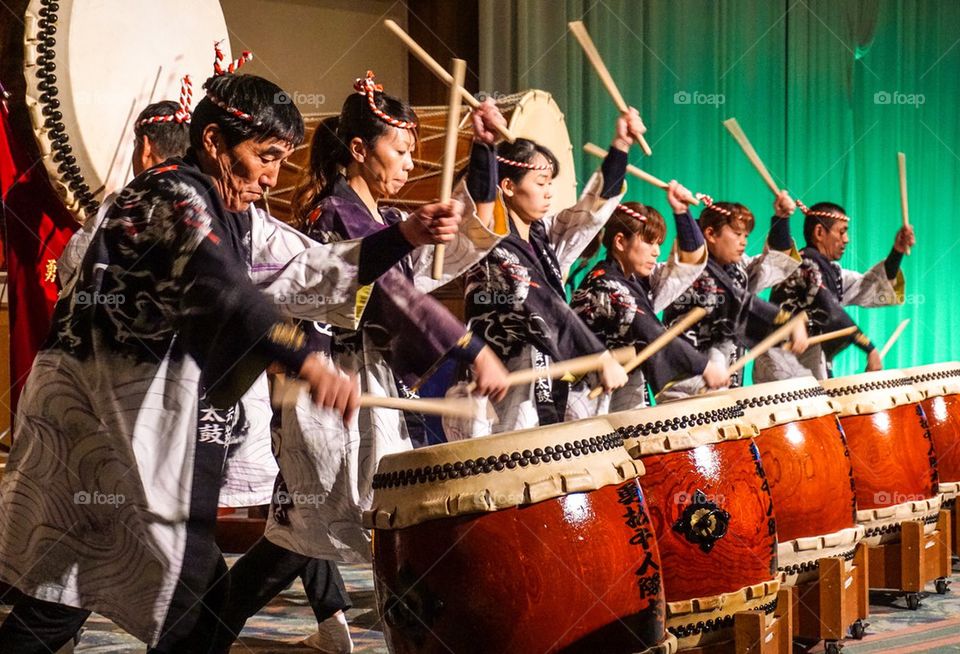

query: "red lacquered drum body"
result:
(365, 419), (674, 654)
(907, 362), (960, 503)
(721, 378), (862, 585)
(606, 397), (780, 649)
(821, 370), (941, 545)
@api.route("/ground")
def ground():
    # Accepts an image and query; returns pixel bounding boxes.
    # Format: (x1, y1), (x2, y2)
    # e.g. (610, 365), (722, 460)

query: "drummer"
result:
(210, 72), (511, 653)
(451, 111), (646, 435)
(58, 98), (191, 287)
(659, 192), (809, 398)
(754, 201), (916, 380)
(567, 185), (729, 416)
(0, 70), (465, 652)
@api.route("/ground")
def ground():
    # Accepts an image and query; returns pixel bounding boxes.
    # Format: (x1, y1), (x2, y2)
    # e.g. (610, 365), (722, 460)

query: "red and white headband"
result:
(136, 75), (193, 127)
(617, 204), (647, 223)
(206, 41), (257, 124)
(698, 194), (734, 218)
(354, 71), (417, 130)
(796, 199), (850, 222)
(495, 155), (553, 171)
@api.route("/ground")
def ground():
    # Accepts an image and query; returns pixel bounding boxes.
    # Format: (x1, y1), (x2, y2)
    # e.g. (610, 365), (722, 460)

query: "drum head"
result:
(23, 0), (230, 219)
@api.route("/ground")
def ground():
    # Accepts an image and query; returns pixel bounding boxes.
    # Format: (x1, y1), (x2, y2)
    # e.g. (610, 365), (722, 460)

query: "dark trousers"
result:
(209, 536), (350, 653)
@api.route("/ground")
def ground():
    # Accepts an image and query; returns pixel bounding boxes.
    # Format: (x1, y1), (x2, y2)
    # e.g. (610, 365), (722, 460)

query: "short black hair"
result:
(803, 202), (847, 245)
(190, 73), (305, 151)
(134, 101), (190, 160)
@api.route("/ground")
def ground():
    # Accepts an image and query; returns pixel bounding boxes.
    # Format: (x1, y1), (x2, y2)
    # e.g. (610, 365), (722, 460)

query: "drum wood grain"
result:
(921, 395), (960, 484)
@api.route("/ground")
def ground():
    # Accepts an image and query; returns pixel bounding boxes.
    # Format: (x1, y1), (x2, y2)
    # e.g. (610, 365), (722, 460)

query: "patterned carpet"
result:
(1, 558), (957, 652)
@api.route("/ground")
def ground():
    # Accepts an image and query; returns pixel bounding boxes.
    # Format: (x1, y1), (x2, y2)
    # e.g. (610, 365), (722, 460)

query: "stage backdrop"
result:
(480, 0), (959, 376)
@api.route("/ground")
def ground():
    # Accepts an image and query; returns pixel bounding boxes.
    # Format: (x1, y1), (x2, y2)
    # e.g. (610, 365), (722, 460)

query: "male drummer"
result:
(0, 72), (469, 653)
(58, 100), (191, 287)
(754, 202), (916, 381)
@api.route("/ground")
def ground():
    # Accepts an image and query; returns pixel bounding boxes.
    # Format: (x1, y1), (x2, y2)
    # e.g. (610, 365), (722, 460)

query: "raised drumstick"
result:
(384, 19), (516, 142)
(878, 319), (910, 359)
(467, 346), (635, 395)
(898, 152), (911, 255)
(583, 142), (700, 205)
(432, 58), (467, 280)
(804, 326), (858, 347)
(588, 307), (707, 399)
(723, 118), (781, 197)
(569, 21), (652, 156)
(728, 313), (807, 377)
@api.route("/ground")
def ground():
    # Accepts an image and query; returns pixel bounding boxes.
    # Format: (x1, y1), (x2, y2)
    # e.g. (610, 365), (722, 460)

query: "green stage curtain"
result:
(480, 0), (960, 377)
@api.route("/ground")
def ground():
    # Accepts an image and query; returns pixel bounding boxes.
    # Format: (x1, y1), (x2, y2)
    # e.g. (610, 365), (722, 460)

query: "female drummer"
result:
(214, 72), (511, 651)
(454, 111), (649, 435)
(567, 187), (730, 416)
(659, 192), (809, 398)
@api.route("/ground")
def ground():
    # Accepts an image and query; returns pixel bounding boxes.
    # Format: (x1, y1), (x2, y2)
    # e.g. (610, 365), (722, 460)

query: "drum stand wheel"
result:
(849, 618), (868, 640)
(934, 577), (950, 594)
(824, 641), (843, 654)
(866, 509), (953, 605)
(791, 543), (870, 647)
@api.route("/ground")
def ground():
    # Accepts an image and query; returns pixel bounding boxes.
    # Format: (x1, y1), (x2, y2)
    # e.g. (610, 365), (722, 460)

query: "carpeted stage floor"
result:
(3, 558), (957, 652)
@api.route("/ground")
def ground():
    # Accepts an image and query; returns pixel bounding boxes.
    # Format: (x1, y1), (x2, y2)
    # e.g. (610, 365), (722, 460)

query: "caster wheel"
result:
(906, 593), (921, 610)
(849, 619), (867, 640)
(825, 641), (843, 654)
(935, 578), (950, 594)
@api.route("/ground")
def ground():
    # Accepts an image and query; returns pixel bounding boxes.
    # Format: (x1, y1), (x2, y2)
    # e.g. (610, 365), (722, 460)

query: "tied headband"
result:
(698, 194), (734, 218)
(136, 75), (192, 127)
(495, 155), (553, 171)
(617, 204), (647, 223)
(206, 41), (257, 124)
(796, 199), (850, 222)
(354, 71), (417, 130)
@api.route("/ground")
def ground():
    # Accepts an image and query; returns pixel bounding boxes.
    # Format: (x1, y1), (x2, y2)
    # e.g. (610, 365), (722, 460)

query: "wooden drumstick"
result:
(466, 346), (635, 395)
(272, 376), (482, 419)
(432, 58), (467, 280)
(898, 152), (911, 255)
(878, 319), (910, 359)
(583, 142), (700, 205)
(728, 312), (807, 377)
(588, 307), (707, 400)
(804, 325), (858, 347)
(384, 19), (516, 143)
(723, 118), (781, 197)
(568, 21), (652, 156)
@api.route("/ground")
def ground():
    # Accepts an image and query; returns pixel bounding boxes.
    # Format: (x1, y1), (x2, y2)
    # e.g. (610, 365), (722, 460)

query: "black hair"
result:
(189, 73), (305, 152)
(292, 89), (418, 225)
(803, 202), (847, 245)
(495, 138), (559, 183)
(133, 101), (190, 160)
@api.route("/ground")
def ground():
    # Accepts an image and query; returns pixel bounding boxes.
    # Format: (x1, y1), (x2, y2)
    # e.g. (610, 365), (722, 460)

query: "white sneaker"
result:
(299, 610), (354, 653)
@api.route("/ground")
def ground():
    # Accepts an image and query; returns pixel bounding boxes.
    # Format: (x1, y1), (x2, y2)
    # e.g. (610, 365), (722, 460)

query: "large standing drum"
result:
(365, 418), (675, 654)
(820, 370), (941, 546)
(605, 396), (781, 650)
(15, 0), (229, 221)
(266, 89), (579, 223)
(906, 362), (960, 504)
(720, 378), (863, 585)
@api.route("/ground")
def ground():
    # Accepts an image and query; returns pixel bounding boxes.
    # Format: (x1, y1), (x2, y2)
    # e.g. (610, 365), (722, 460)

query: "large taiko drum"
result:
(266, 89), (579, 224)
(906, 363), (960, 504)
(364, 418), (675, 654)
(605, 396), (781, 650)
(16, 0), (228, 220)
(720, 378), (863, 585)
(820, 370), (941, 546)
